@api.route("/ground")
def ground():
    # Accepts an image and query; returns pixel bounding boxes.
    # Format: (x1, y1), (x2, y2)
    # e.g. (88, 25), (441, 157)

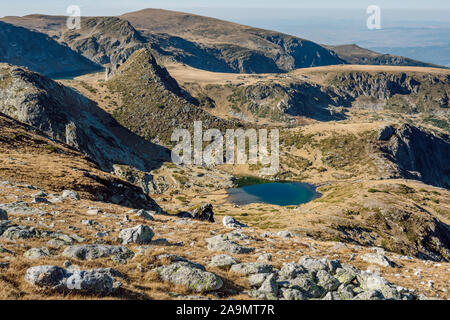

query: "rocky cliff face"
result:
(329, 72), (449, 113)
(0, 63), (168, 171)
(0, 21), (101, 78)
(376, 124), (450, 189)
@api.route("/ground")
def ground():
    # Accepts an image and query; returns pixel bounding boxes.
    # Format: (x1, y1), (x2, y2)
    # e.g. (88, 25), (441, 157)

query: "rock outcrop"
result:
(0, 63), (169, 171)
(378, 124), (450, 189)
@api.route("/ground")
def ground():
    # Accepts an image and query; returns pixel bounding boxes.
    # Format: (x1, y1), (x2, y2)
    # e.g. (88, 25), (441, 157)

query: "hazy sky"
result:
(1, 0), (450, 16)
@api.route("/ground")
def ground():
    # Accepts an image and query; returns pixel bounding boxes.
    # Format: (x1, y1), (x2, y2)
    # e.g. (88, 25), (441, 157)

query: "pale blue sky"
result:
(1, 0), (449, 17)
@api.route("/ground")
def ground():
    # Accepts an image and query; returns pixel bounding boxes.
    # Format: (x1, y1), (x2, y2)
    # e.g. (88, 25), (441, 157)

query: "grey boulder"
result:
(24, 247), (51, 260)
(0, 208), (7, 220)
(25, 265), (118, 295)
(155, 262), (223, 292)
(230, 262), (273, 276)
(62, 244), (134, 263)
(206, 235), (254, 254)
(208, 254), (239, 270)
(61, 190), (80, 201)
(119, 225), (154, 244)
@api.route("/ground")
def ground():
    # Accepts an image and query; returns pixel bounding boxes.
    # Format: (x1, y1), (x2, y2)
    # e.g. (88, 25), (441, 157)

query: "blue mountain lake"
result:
(227, 182), (319, 206)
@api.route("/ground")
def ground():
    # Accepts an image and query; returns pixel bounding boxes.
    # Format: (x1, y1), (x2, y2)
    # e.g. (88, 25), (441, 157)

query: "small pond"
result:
(227, 182), (319, 206)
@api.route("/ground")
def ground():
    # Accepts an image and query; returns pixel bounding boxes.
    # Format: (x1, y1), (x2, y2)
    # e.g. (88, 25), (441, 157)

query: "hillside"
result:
(0, 112), (449, 300)
(0, 8), (449, 303)
(0, 112), (159, 209)
(106, 48), (241, 145)
(0, 21), (101, 78)
(0, 63), (169, 171)
(170, 63), (449, 130)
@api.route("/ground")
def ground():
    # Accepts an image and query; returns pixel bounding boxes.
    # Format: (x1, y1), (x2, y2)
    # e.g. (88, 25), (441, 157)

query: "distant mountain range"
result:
(0, 9), (445, 77)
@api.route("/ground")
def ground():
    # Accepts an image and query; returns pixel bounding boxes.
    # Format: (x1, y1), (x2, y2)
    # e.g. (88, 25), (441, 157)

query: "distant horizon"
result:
(2, 6), (450, 18)
(1, 4), (449, 66)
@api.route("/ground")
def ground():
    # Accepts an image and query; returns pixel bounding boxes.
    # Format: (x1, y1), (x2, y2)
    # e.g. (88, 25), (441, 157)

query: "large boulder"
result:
(222, 216), (247, 229)
(64, 270), (114, 295)
(208, 254), (239, 270)
(230, 262), (273, 276)
(62, 244), (134, 263)
(206, 235), (254, 254)
(2, 225), (38, 240)
(119, 225), (154, 244)
(61, 190), (80, 201)
(25, 265), (118, 295)
(155, 262), (223, 292)
(25, 266), (67, 287)
(192, 203), (215, 222)
(24, 247), (51, 260)
(361, 253), (395, 267)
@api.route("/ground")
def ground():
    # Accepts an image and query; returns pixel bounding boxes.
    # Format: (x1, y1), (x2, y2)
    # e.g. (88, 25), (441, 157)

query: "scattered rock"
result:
(276, 231), (294, 238)
(2, 225), (38, 239)
(222, 216), (247, 229)
(24, 247), (51, 260)
(206, 235), (254, 254)
(119, 225), (154, 244)
(353, 290), (385, 300)
(208, 254), (239, 270)
(62, 244), (134, 263)
(31, 197), (50, 204)
(248, 273), (273, 287)
(257, 253), (273, 263)
(134, 209), (155, 221)
(192, 203), (214, 222)
(87, 209), (100, 216)
(0, 246), (13, 255)
(357, 272), (401, 299)
(361, 253), (395, 268)
(282, 275), (324, 298)
(278, 263), (307, 279)
(298, 256), (329, 274)
(156, 254), (205, 270)
(258, 274), (278, 297)
(230, 262), (273, 276)
(0, 202), (44, 215)
(25, 265), (119, 295)
(61, 190), (80, 201)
